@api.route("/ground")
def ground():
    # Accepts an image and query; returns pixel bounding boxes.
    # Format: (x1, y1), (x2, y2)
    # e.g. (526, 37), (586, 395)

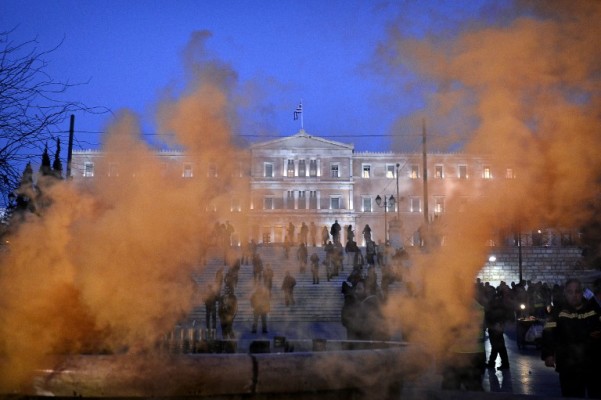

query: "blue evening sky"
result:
(1, 0), (500, 153)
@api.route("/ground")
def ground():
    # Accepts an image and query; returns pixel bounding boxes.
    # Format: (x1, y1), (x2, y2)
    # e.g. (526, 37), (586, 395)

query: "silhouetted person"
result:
(282, 271), (296, 306)
(310, 252), (320, 284)
(263, 264), (274, 295)
(204, 284), (219, 332)
(322, 225), (330, 246)
(297, 242), (308, 273)
(250, 285), (270, 334)
(310, 222), (317, 247)
(219, 291), (237, 339)
(330, 220), (341, 244)
(362, 224), (372, 243)
(486, 293), (510, 370)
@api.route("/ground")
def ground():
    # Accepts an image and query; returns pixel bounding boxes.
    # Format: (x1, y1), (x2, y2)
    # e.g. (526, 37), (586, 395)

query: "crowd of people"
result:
(199, 220), (405, 342)
(202, 219), (601, 398)
(451, 277), (601, 397)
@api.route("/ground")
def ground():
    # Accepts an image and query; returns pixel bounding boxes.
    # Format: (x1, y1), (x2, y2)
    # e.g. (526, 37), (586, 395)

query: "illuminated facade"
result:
(72, 129), (508, 247)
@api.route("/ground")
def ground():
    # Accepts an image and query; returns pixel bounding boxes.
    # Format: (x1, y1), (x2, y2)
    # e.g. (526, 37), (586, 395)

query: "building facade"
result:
(72, 129), (519, 247)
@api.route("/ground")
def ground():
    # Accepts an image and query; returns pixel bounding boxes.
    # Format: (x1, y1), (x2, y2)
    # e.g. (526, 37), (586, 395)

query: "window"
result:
(309, 190), (317, 209)
(458, 165), (468, 179)
(362, 197), (372, 212)
(362, 164), (371, 178)
(231, 198), (241, 212)
(298, 160), (306, 177)
(298, 190), (306, 209)
(182, 163), (193, 178)
(330, 196), (341, 210)
(287, 160), (295, 177)
(386, 164), (396, 178)
(410, 198), (420, 213)
(434, 197), (445, 215)
(208, 163), (217, 177)
(483, 166), (492, 179)
(331, 163), (340, 178)
(109, 163), (119, 177)
(83, 162), (94, 177)
(264, 162), (274, 178)
(264, 197), (274, 210)
(410, 165), (419, 179)
(287, 190), (295, 209)
(309, 160), (317, 177)
(435, 165), (444, 179)
(506, 168), (515, 179)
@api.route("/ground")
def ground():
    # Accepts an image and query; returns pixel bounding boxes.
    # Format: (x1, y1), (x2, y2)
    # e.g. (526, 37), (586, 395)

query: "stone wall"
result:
(478, 246), (588, 286)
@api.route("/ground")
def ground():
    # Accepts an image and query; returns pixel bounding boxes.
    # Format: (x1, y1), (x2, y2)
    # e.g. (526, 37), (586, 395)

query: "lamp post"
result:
(375, 195), (395, 243)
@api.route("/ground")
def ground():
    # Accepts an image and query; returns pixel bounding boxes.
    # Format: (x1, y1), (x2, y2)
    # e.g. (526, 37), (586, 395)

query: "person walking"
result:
(485, 293), (510, 370)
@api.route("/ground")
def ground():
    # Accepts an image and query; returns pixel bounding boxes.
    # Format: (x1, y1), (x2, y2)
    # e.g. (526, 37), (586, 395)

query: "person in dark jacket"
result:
(541, 278), (601, 398)
(218, 291), (237, 339)
(282, 271), (297, 307)
(485, 293), (510, 370)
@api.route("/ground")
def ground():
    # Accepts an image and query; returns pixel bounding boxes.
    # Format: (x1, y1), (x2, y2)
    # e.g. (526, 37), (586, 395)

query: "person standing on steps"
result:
(250, 284), (270, 334)
(282, 271), (297, 307)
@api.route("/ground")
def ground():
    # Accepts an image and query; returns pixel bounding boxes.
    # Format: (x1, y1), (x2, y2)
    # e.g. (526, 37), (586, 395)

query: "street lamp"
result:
(375, 195), (395, 243)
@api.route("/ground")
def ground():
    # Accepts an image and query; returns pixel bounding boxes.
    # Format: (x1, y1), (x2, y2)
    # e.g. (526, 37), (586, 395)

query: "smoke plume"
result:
(380, 0), (601, 359)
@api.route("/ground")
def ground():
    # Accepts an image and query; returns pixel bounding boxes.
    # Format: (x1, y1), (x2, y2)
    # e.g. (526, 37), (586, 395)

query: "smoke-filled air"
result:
(0, 0), (600, 394)
(380, 0), (601, 362)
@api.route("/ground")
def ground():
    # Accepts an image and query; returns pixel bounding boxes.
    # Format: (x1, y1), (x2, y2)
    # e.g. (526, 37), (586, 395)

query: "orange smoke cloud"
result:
(0, 31), (249, 390)
(379, 1), (601, 358)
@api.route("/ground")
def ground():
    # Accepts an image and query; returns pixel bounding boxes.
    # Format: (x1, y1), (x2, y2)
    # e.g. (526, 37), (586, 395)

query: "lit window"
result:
(458, 165), (468, 179)
(109, 163), (119, 177)
(182, 163), (193, 178)
(83, 162), (94, 177)
(309, 190), (317, 209)
(483, 166), (492, 179)
(434, 197), (445, 214)
(298, 160), (306, 177)
(363, 197), (372, 212)
(386, 164), (396, 178)
(330, 197), (341, 209)
(331, 164), (339, 178)
(298, 190), (306, 209)
(435, 165), (444, 179)
(309, 160), (317, 177)
(362, 164), (371, 178)
(264, 197), (274, 210)
(208, 163), (217, 177)
(264, 163), (274, 178)
(287, 160), (295, 177)
(410, 198), (420, 213)
(410, 165), (419, 179)
(506, 168), (515, 179)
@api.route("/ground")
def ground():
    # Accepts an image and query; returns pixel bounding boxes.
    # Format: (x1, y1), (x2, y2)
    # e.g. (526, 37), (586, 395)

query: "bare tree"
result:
(0, 29), (104, 206)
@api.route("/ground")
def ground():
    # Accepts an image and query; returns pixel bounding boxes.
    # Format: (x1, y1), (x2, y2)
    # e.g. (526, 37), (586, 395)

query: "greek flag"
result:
(293, 102), (302, 120)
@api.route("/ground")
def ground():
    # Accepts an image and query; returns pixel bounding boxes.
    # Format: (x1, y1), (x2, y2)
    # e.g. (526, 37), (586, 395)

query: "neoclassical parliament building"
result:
(72, 129), (509, 248)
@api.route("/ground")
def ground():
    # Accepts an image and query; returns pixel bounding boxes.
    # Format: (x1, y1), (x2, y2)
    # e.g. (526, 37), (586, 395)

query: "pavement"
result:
(221, 319), (563, 399)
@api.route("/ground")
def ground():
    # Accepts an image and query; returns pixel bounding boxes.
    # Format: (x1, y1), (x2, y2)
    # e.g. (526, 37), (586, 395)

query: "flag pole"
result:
(300, 100), (304, 130)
